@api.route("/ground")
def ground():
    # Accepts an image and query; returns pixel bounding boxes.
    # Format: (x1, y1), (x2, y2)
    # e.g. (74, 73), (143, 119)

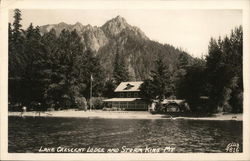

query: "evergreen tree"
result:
(173, 52), (191, 96)
(80, 49), (105, 98)
(12, 9), (22, 44)
(113, 52), (130, 85)
(8, 22), (13, 73)
(9, 9), (26, 104)
(9, 9), (25, 78)
(139, 79), (156, 104)
(177, 58), (207, 111)
(140, 56), (173, 103)
(8, 23), (13, 41)
(21, 24), (44, 104)
(103, 79), (116, 98)
(151, 57), (173, 101)
(23, 24), (43, 79)
(39, 29), (60, 108)
(43, 29), (85, 108)
(41, 29), (105, 108)
(177, 52), (190, 70)
(206, 26), (243, 113)
(206, 38), (224, 112)
(228, 26), (243, 113)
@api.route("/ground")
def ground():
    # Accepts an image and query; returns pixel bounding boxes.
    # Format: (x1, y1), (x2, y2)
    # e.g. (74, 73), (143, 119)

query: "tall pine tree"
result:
(206, 26), (243, 113)
(113, 42), (130, 85)
(43, 29), (85, 108)
(140, 56), (173, 103)
(9, 9), (26, 104)
(9, 9), (25, 78)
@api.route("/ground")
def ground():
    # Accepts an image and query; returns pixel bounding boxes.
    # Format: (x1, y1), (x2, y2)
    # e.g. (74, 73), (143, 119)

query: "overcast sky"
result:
(9, 9), (242, 57)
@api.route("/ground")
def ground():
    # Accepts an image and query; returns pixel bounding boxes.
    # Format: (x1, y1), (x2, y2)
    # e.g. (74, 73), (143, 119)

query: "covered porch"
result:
(103, 98), (147, 110)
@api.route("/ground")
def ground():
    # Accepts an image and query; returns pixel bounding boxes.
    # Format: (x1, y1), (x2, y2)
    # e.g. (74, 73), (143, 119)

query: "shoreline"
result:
(8, 110), (243, 121)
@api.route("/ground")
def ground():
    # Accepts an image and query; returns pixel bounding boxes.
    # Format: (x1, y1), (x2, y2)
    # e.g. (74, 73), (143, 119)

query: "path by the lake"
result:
(8, 110), (243, 121)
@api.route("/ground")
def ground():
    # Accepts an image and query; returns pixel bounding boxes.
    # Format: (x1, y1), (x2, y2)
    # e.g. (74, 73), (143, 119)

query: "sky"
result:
(9, 9), (242, 57)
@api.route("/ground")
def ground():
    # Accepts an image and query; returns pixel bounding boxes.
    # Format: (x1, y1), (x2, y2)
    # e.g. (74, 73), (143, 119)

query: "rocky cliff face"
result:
(40, 16), (147, 52)
(39, 16), (191, 80)
(101, 16), (148, 40)
(101, 16), (129, 37)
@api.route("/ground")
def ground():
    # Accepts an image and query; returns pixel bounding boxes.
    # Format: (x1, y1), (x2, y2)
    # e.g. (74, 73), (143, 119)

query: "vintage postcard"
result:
(0, 0), (250, 160)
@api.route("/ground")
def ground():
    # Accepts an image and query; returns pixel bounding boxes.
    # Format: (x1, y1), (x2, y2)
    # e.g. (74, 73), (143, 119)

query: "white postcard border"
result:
(1, 0), (250, 160)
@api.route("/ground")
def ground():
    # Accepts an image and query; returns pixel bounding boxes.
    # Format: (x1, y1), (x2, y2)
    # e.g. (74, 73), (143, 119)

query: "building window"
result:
(121, 102), (127, 109)
(127, 92), (131, 98)
(134, 92), (138, 97)
(120, 93), (124, 97)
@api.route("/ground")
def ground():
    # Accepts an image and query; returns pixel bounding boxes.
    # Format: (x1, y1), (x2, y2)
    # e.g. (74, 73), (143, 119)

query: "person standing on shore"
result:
(20, 106), (27, 116)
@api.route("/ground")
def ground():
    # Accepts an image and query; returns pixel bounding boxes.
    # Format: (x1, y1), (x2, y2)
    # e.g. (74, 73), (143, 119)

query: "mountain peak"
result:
(72, 22), (84, 31)
(109, 15), (128, 27)
(101, 15), (130, 37)
(58, 22), (67, 26)
(113, 15), (126, 23)
(74, 21), (82, 26)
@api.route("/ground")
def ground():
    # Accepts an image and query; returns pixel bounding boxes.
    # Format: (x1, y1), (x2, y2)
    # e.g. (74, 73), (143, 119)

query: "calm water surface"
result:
(8, 116), (242, 153)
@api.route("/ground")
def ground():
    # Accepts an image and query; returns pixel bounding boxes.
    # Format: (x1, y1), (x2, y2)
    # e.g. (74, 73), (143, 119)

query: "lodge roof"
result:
(114, 81), (143, 92)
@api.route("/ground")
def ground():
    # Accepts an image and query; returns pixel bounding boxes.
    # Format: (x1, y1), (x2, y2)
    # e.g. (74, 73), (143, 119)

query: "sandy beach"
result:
(8, 110), (243, 121)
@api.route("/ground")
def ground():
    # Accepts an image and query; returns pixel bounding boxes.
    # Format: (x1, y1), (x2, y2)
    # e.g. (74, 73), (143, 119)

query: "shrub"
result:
(75, 96), (87, 111)
(102, 107), (109, 111)
(223, 102), (232, 113)
(91, 97), (106, 109)
(47, 108), (55, 111)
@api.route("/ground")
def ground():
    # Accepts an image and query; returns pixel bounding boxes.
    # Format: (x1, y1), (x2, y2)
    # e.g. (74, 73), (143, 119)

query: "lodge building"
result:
(103, 81), (148, 110)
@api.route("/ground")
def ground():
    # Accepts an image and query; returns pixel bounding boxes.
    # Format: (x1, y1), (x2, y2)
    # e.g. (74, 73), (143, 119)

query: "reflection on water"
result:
(8, 116), (242, 153)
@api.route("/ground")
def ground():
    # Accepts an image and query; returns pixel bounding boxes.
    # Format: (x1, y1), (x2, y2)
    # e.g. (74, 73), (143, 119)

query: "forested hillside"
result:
(39, 15), (191, 81)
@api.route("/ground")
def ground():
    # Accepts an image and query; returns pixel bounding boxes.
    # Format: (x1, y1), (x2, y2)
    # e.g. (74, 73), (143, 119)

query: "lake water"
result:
(8, 116), (242, 153)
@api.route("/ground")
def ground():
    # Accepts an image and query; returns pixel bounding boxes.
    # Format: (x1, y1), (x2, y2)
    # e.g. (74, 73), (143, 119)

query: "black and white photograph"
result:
(0, 0), (250, 160)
